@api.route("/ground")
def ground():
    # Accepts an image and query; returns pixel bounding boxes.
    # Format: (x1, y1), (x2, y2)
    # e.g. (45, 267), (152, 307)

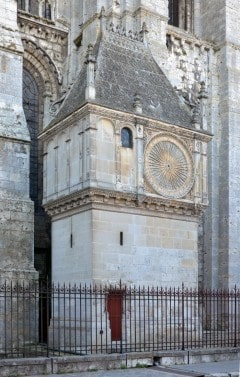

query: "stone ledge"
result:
(0, 357), (52, 377)
(52, 353), (126, 374)
(153, 348), (240, 366)
(0, 349), (239, 376)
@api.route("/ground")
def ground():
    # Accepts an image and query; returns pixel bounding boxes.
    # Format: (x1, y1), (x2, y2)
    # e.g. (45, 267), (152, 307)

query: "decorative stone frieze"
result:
(40, 103), (211, 143)
(44, 187), (205, 219)
(18, 12), (67, 42)
(165, 28), (214, 110)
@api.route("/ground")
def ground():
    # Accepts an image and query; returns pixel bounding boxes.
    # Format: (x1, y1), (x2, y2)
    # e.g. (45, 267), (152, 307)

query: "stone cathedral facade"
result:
(0, 0), (239, 290)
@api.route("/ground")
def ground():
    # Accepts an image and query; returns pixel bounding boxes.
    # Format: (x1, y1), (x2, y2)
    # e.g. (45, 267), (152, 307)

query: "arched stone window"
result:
(23, 68), (51, 283)
(121, 127), (133, 148)
(168, 0), (194, 32)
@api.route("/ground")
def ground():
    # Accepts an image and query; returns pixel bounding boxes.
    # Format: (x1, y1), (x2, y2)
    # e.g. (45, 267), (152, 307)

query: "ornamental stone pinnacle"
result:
(133, 93), (143, 114)
(140, 22), (149, 46)
(99, 6), (106, 31)
(85, 44), (96, 100)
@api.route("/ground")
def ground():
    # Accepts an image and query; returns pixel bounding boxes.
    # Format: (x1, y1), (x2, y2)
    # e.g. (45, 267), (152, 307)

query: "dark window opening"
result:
(121, 127), (133, 148)
(43, 1), (52, 19)
(17, 0), (52, 19)
(17, 0), (25, 11)
(168, 0), (179, 28)
(168, 0), (193, 32)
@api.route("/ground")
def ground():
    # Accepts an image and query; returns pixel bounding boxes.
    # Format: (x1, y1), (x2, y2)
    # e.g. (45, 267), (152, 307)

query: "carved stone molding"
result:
(43, 187), (204, 218)
(145, 133), (194, 199)
(22, 39), (62, 88)
(40, 102), (212, 144)
(18, 13), (68, 44)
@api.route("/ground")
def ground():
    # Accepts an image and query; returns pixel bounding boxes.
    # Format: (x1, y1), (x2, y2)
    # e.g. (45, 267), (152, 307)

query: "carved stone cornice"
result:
(39, 102), (212, 143)
(133, 6), (168, 23)
(166, 25), (216, 51)
(43, 187), (206, 218)
(22, 39), (62, 87)
(18, 13), (68, 44)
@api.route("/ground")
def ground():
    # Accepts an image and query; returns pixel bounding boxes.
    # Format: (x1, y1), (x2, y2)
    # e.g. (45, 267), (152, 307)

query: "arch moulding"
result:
(22, 38), (61, 101)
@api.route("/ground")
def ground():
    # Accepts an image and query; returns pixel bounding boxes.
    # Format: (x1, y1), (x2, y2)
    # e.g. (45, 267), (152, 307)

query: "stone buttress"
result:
(0, 0), (37, 282)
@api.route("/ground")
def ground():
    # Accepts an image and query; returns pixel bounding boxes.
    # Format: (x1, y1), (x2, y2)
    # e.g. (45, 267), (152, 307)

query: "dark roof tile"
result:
(50, 31), (192, 128)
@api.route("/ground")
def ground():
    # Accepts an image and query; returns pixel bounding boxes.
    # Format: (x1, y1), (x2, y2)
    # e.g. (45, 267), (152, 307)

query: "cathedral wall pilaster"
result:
(135, 123), (144, 194)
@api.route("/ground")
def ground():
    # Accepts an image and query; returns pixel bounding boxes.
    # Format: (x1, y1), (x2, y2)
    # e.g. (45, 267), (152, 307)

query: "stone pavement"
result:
(25, 360), (240, 377)
(173, 359), (240, 376)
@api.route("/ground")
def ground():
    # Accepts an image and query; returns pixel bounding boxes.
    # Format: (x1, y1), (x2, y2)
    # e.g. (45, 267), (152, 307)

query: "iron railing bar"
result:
(1, 282), (240, 357)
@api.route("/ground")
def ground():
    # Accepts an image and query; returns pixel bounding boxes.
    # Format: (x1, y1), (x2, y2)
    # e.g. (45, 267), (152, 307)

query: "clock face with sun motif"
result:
(144, 134), (194, 199)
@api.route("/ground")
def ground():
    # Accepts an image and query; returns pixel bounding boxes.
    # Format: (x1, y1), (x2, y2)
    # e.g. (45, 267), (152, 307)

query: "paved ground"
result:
(25, 370), (194, 377)
(25, 360), (240, 377)
(173, 359), (240, 375)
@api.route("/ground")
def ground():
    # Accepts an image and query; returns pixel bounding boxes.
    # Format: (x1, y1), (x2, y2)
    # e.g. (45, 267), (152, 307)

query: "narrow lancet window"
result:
(44, 1), (52, 19)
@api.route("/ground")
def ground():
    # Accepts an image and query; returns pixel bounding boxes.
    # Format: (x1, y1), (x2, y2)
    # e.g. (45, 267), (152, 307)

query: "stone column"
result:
(193, 140), (201, 204)
(25, 0), (30, 12)
(79, 122), (84, 188)
(85, 44), (96, 101)
(86, 114), (97, 187)
(193, 0), (201, 36)
(136, 124), (144, 194)
(43, 81), (52, 128)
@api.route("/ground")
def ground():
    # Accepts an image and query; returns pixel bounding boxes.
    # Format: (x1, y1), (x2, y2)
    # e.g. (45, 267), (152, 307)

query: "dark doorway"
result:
(23, 68), (51, 279)
(23, 68), (51, 342)
(107, 291), (123, 341)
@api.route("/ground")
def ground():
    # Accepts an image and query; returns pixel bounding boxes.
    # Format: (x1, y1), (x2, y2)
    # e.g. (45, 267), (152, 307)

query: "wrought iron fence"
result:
(0, 281), (240, 358)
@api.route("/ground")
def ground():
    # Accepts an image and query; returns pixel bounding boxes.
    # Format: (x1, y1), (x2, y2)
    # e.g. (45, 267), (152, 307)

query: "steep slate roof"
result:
(51, 31), (193, 128)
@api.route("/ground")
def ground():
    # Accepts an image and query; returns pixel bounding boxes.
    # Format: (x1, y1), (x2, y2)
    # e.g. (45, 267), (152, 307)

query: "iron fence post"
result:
(234, 285), (237, 347)
(182, 283), (185, 350)
(46, 279), (49, 358)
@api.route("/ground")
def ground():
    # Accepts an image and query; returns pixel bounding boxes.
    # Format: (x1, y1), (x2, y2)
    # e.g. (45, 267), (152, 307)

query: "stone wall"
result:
(92, 209), (199, 287)
(0, 0), (37, 280)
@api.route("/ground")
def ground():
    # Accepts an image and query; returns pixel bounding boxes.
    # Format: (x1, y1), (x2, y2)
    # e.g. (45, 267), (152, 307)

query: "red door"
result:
(107, 292), (123, 341)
